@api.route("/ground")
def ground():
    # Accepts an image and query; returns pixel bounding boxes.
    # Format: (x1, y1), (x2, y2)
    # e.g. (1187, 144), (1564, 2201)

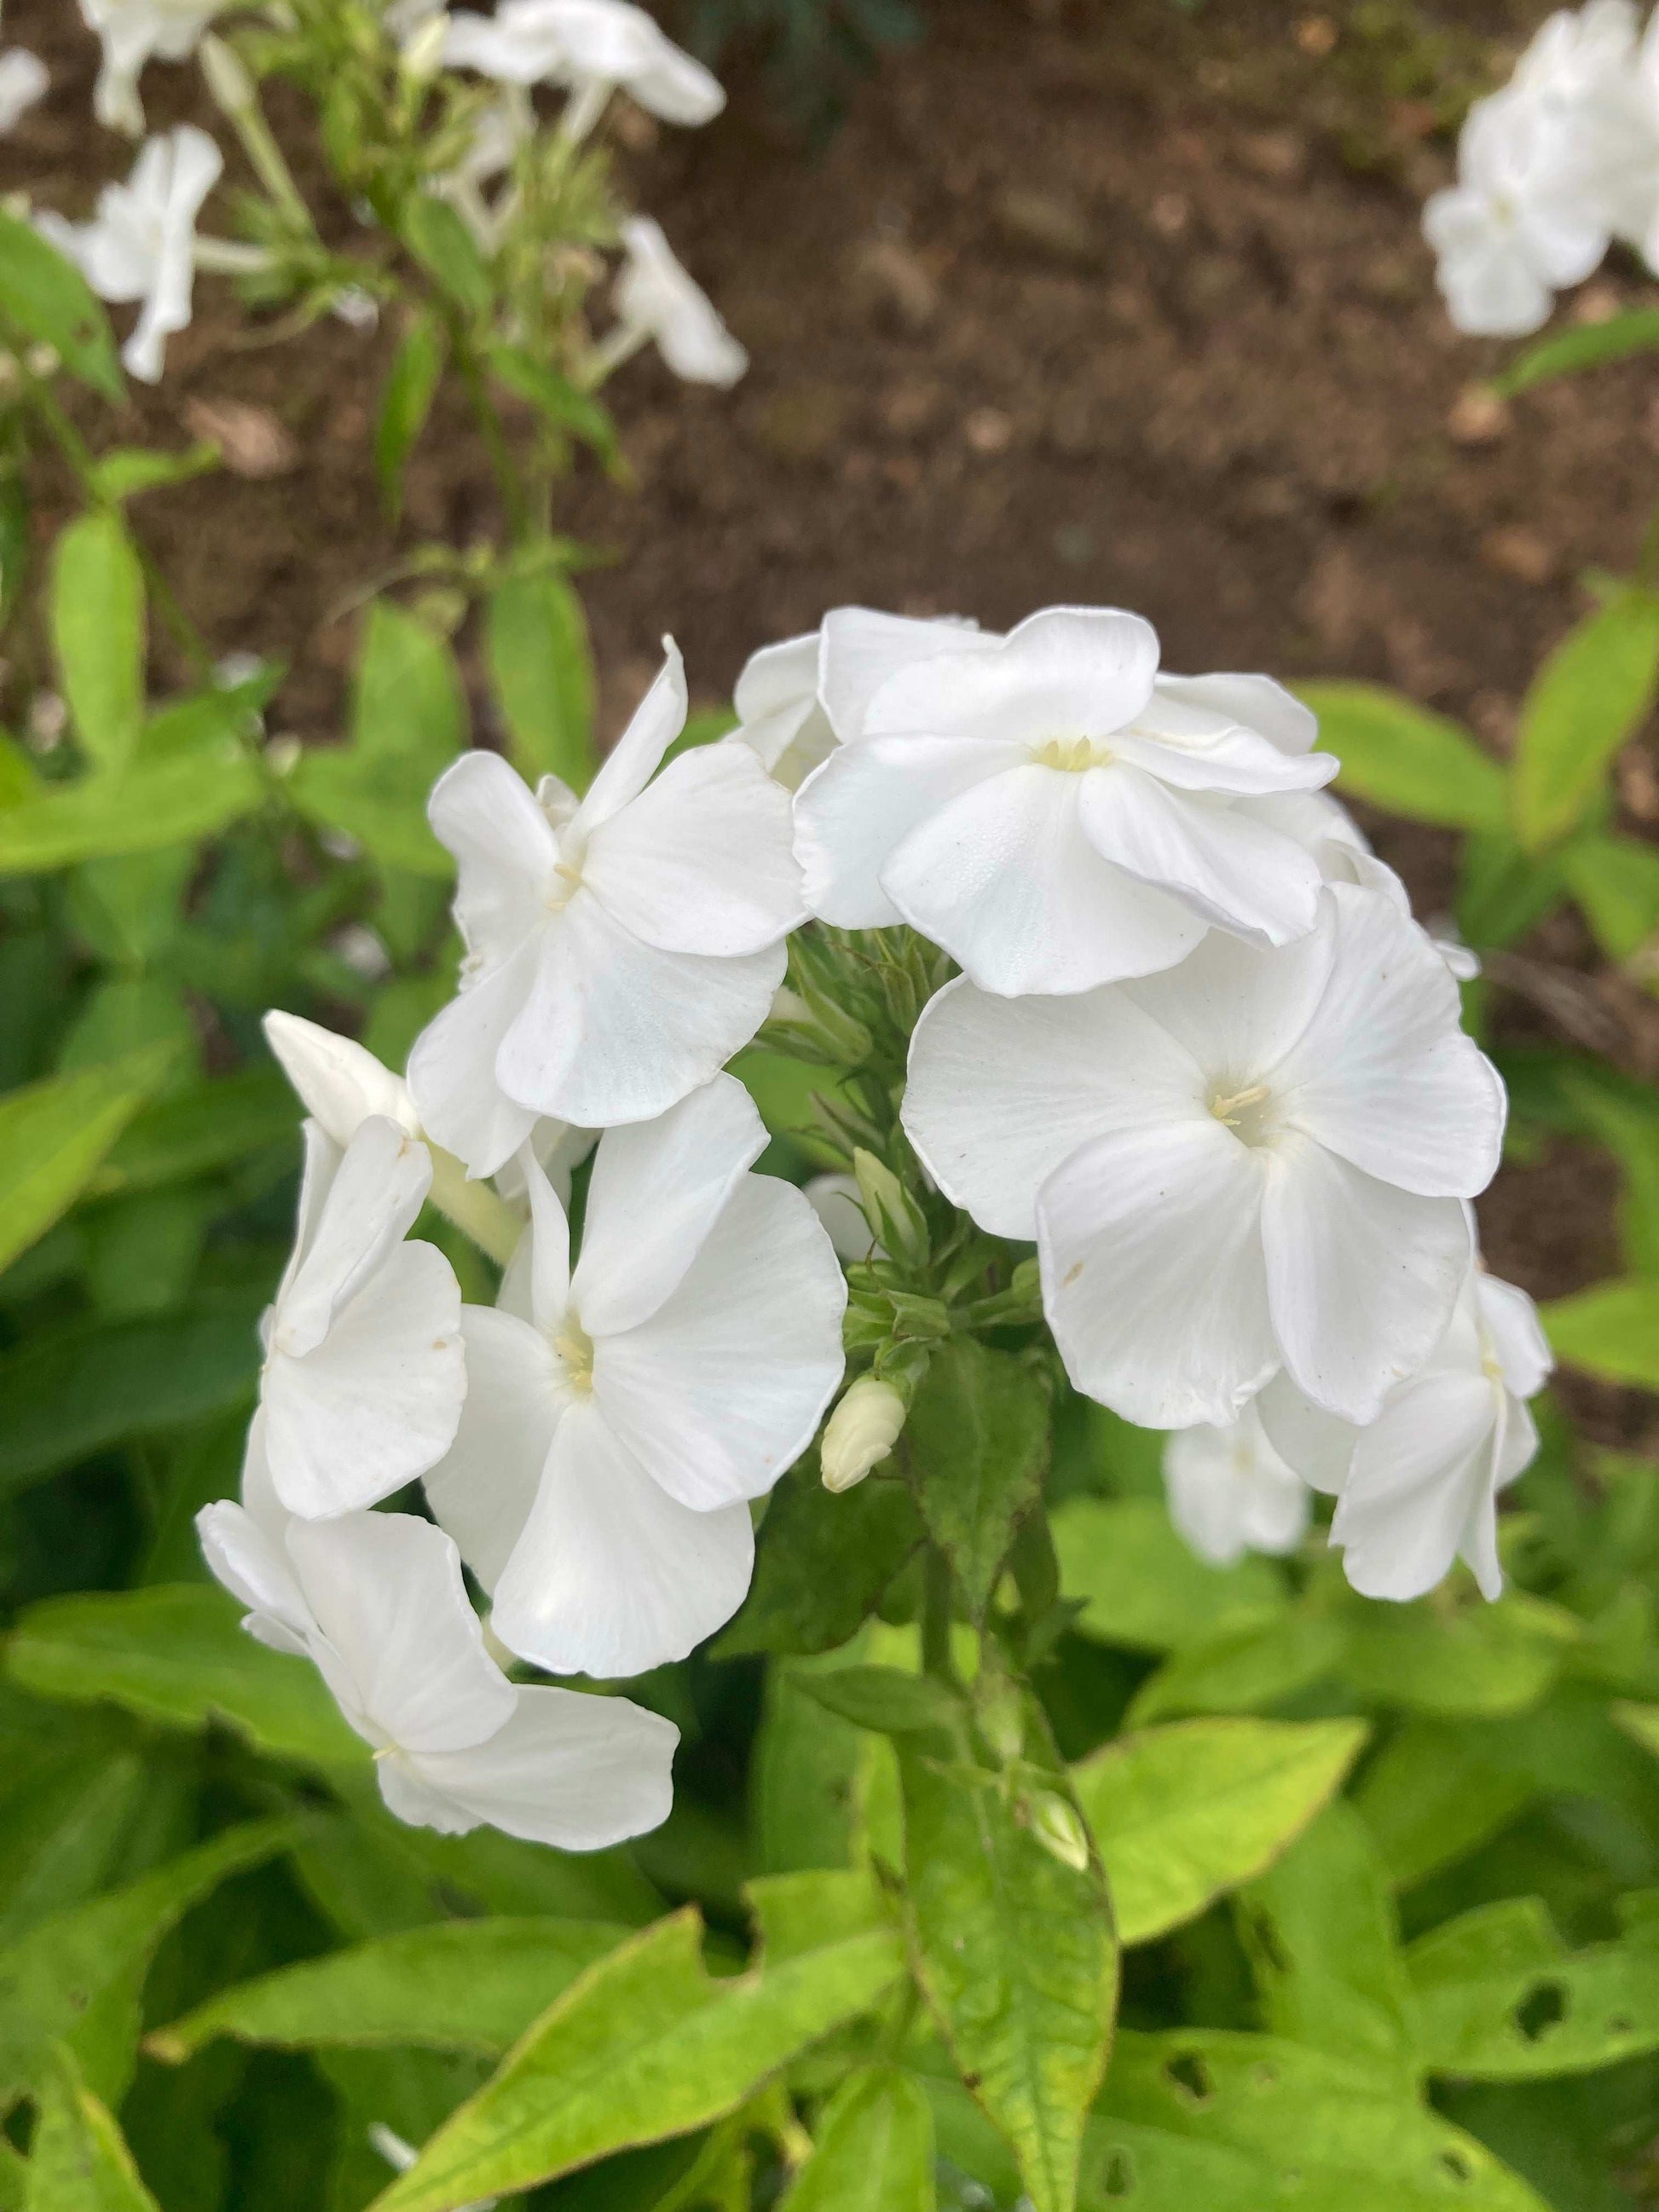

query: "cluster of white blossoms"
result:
(203, 593), (1551, 1847)
(44, 0), (744, 389)
(1425, 0), (1659, 336)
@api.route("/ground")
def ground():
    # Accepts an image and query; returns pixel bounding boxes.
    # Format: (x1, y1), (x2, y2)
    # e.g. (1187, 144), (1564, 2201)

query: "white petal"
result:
(1328, 1372), (1499, 1601)
(1253, 1371), (1358, 1496)
(818, 607), (992, 746)
(575, 640), (687, 831)
(882, 761), (1204, 996)
(1165, 1409), (1309, 1566)
(286, 1512), (514, 1753)
(1494, 1390), (1541, 1492)
(864, 604), (1159, 748)
(263, 1239), (465, 1517)
(1111, 725), (1336, 798)
(196, 1498), (310, 1650)
(793, 734), (1018, 929)
(397, 1684), (678, 1847)
(902, 974), (1199, 1240)
(574, 1073), (766, 1336)
(491, 1400), (755, 1676)
(428, 751), (558, 964)
(520, 1143), (572, 1325)
(406, 934), (545, 1178)
(735, 631), (818, 723)
(1271, 884), (1506, 1198)
(1477, 1273), (1553, 1398)
(273, 1117), (433, 1358)
(496, 892), (783, 1128)
(1153, 673), (1319, 756)
(1122, 912), (1335, 1088)
(1078, 768), (1325, 948)
(264, 1012), (418, 1147)
(593, 1173), (847, 1510)
(425, 1305), (564, 1590)
(805, 1173), (875, 1262)
(1037, 1118), (1278, 1428)
(1262, 1132), (1472, 1423)
(582, 741), (803, 956)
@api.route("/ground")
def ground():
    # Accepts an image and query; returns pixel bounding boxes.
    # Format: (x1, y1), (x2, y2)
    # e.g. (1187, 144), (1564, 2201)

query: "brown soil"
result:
(3, 0), (1656, 1441)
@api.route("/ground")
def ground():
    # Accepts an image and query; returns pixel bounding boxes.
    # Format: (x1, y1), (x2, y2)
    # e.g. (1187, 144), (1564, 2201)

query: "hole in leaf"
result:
(1165, 2053), (1212, 2104)
(1438, 2147), (1475, 2184)
(1513, 1981), (1567, 2042)
(1607, 2013), (1634, 2036)
(1101, 2146), (1136, 2198)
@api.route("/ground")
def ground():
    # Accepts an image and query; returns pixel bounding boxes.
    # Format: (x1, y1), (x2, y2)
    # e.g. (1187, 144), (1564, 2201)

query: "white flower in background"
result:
(903, 883), (1506, 1429)
(608, 217), (748, 389)
(255, 1116), (465, 1519)
(1164, 1402), (1310, 1567)
(425, 1076), (846, 1677)
(1259, 1264), (1552, 1601)
(36, 124), (222, 382)
(78, 0), (226, 136)
(443, 0), (723, 136)
(0, 49), (48, 132)
(794, 607), (1340, 997)
(199, 1481), (676, 1847)
(407, 644), (801, 1173)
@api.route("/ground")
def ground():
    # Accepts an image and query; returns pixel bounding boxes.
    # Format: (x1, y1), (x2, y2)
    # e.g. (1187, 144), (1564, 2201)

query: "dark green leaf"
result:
(23, 2042), (160, 2211)
(1352, 1718), (1534, 1891)
(779, 2065), (934, 2210)
(485, 345), (618, 465)
(1497, 309), (1659, 394)
(715, 1459), (922, 1659)
(1295, 682), (1508, 831)
(53, 514), (147, 774)
(1455, 830), (1564, 951)
(88, 1068), (297, 1198)
(375, 311), (447, 518)
(0, 211), (124, 401)
(1051, 1498), (1286, 1655)
(1512, 590), (1659, 850)
(796, 1666), (962, 1737)
(901, 1339), (1049, 1620)
(400, 197), (493, 318)
(483, 567), (597, 792)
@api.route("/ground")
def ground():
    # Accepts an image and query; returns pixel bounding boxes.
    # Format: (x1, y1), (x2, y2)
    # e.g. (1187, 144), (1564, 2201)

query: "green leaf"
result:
(779, 2065), (934, 2211)
(288, 601), (465, 876)
(400, 195), (493, 318)
(0, 211), (124, 402)
(6, 1583), (361, 1770)
(24, 2043), (160, 2212)
(1512, 590), (1659, 851)
(375, 311), (446, 518)
(53, 514), (147, 773)
(0, 1748), (153, 1946)
(149, 1918), (629, 2064)
(1125, 1608), (1346, 1725)
(483, 568), (597, 792)
(1455, 829), (1564, 951)
(900, 1736), (1116, 2212)
(0, 1819), (296, 2103)
(1406, 1896), (1659, 2080)
(1352, 1719), (1534, 1891)
(88, 445), (219, 503)
(1542, 1278), (1659, 1388)
(1558, 831), (1659, 963)
(1233, 1803), (1417, 2089)
(1073, 1718), (1367, 1947)
(365, 1877), (902, 2211)
(0, 1297), (263, 1495)
(485, 346), (619, 466)
(1339, 1591), (1579, 1720)
(753, 1648), (871, 1875)
(900, 1339), (1049, 1620)
(715, 1460), (922, 1659)
(796, 1665), (962, 1737)
(0, 749), (263, 875)
(1052, 1498), (1286, 1655)
(1616, 1701), (1659, 1760)
(87, 1067), (297, 1198)
(1295, 682), (1508, 831)
(1496, 308), (1659, 393)
(0, 1045), (176, 1277)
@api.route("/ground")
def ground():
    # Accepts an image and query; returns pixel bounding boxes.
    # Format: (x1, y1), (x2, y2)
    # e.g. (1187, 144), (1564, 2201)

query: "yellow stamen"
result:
(1209, 1083), (1269, 1129)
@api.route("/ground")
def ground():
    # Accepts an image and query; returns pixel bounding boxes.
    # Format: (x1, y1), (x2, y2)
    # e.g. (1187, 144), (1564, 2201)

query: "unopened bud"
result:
(400, 12), (449, 82)
(200, 32), (256, 115)
(820, 1377), (906, 1493)
(1030, 1792), (1090, 1874)
(978, 1679), (1026, 1765)
(852, 1147), (928, 1268)
(24, 342), (57, 379)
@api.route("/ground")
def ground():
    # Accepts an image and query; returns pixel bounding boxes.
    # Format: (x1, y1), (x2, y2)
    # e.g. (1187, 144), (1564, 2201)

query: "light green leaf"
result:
(1234, 1803), (1417, 2090)
(53, 514), (147, 774)
(1074, 1717), (1367, 1946)
(0, 1045), (176, 1278)
(901, 1338), (1049, 1620)
(366, 1876), (902, 2212)
(1125, 1609), (1346, 1725)
(149, 1917), (629, 2064)
(0, 1750), (153, 1946)
(715, 1459), (922, 1660)
(1340, 1591), (1579, 1718)
(0, 211), (124, 401)
(1616, 1701), (1659, 1759)
(86, 1067), (297, 1198)
(0, 1819), (295, 2103)
(0, 749), (263, 875)
(1542, 1278), (1659, 1388)
(780, 2065), (934, 2211)
(89, 445), (218, 503)
(484, 567), (597, 793)
(6, 1583), (361, 1770)
(24, 2043), (160, 2211)
(1558, 831), (1659, 963)
(1496, 308), (1659, 393)
(1353, 1719), (1534, 1891)
(375, 311), (446, 518)
(1295, 682), (1508, 831)
(1051, 1498), (1286, 1654)
(1407, 1896), (1659, 2080)
(901, 1736), (1116, 2212)
(1512, 590), (1659, 851)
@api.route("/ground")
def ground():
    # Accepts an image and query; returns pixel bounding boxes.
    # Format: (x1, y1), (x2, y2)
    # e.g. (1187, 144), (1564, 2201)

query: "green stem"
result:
(427, 1145), (524, 1268)
(921, 1546), (955, 1684)
(456, 340), (530, 543)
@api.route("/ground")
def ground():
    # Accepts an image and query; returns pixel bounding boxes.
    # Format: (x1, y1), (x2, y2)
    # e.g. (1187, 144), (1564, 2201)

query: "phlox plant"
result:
(0, 8), (1656, 2212)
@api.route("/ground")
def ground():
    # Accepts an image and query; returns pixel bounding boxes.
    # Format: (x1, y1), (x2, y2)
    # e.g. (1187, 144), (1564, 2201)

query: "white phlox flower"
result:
(794, 607), (1342, 997)
(442, 0), (723, 132)
(902, 882), (1506, 1429)
(198, 1470), (676, 1847)
(406, 643), (802, 1173)
(37, 124), (223, 382)
(1247, 789), (1481, 979)
(255, 1115), (465, 1519)
(1257, 1262), (1552, 1602)
(424, 1074), (847, 1678)
(78, 0), (227, 136)
(608, 217), (748, 388)
(1164, 1401), (1310, 1567)
(0, 49), (49, 132)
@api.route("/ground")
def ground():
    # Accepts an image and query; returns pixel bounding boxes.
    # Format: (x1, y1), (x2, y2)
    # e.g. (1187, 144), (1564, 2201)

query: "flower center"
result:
(1032, 736), (1112, 772)
(552, 1317), (595, 1391)
(1208, 1082), (1275, 1146)
(545, 858), (584, 913)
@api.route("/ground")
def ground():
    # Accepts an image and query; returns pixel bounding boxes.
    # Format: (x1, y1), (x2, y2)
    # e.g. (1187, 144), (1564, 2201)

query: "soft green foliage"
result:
(1512, 587), (1659, 852)
(484, 567), (598, 792)
(24, 2046), (160, 2212)
(902, 1340), (1050, 1620)
(0, 209), (124, 401)
(51, 516), (146, 774)
(777, 2065), (935, 2210)
(1293, 681), (1509, 829)
(0, 1048), (176, 1275)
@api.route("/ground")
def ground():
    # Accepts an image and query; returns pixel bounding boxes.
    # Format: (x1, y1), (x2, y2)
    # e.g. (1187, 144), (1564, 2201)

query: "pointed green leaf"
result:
(1051, 1499), (1286, 1655)
(486, 346), (619, 467)
(780, 2065), (934, 2211)
(400, 196), (492, 318)
(1124, 1608), (1346, 1724)
(1544, 1279), (1659, 1388)
(1496, 307), (1659, 393)
(375, 311), (446, 518)
(1352, 1719), (1534, 1891)
(483, 568), (597, 793)
(0, 211), (124, 402)
(88, 445), (219, 503)
(1340, 1591), (1578, 1718)
(53, 514), (147, 773)
(25, 2043), (159, 2212)
(0, 1045), (176, 1277)
(1074, 1717), (1367, 1947)
(901, 1339), (1049, 1620)
(1295, 682), (1508, 831)
(717, 1458), (922, 1660)
(0, 750), (263, 874)
(87, 1067), (297, 1198)
(1558, 831), (1659, 963)
(797, 1666), (962, 1737)
(1512, 590), (1659, 851)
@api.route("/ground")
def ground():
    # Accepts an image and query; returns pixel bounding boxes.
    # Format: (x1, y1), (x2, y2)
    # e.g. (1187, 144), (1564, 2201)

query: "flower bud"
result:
(852, 1147), (928, 1268)
(400, 13), (449, 83)
(200, 32), (256, 116)
(1030, 1791), (1090, 1874)
(821, 1377), (906, 1494)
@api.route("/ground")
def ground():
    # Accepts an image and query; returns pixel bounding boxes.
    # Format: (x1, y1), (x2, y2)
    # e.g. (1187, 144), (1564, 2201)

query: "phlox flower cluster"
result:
(205, 593), (1551, 1851)
(1425, 0), (1659, 335)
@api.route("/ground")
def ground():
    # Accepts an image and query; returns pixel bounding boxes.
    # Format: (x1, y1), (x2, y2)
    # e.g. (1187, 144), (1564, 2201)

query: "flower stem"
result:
(921, 1545), (956, 1684)
(427, 1145), (523, 1268)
